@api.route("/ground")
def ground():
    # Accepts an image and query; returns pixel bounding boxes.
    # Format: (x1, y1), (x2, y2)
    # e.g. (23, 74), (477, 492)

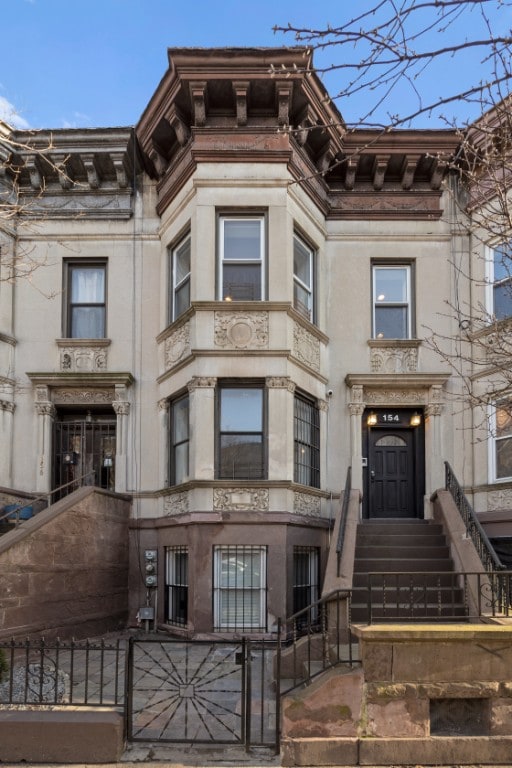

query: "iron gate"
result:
(126, 637), (278, 749)
(53, 417), (116, 498)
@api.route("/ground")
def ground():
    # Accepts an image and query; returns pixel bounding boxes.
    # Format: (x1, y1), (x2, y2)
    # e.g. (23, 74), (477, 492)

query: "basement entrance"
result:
(53, 410), (116, 497)
(363, 407), (425, 519)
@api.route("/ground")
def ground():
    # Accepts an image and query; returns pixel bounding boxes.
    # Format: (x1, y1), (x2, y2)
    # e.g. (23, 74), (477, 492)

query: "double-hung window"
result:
(293, 233), (315, 322)
(218, 383), (265, 479)
(218, 216), (265, 301)
(170, 393), (189, 486)
(373, 264), (412, 339)
(490, 242), (512, 320)
(165, 546), (188, 625)
(494, 401), (512, 480)
(213, 545), (267, 631)
(66, 262), (106, 338)
(170, 233), (191, 322)
(294, 393), (320, 488)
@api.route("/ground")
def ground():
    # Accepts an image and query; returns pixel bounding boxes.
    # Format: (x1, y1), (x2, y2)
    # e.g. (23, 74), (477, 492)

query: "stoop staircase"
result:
(351, 518), (468, 623)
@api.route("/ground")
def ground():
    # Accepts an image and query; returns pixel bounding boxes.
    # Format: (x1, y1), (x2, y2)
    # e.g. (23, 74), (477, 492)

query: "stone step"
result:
(354, 557), (454, 573)
(351, 604), (468, 621)
(355, 544), (450, 559)
(352, 571), (460, 588)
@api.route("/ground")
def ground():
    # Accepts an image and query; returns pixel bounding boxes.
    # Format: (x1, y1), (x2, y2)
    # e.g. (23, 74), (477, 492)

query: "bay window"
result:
(217, 383), (265, 479)
(170, 393), (189, 486)
(294, 392), (320, 488)
(494, 401), (512, 480)
(490, 242), (512, 320)
(293, 233), (314, 322)
(170, 232), (191, 322)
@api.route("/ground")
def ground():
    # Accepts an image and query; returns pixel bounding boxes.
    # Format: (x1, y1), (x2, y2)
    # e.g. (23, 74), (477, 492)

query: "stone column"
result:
(426, 385), (445, 496)
(34, 385), (55, 494)
(0, 400), (14, 487)
(348, 385), (365, 494)
(266, 377), (295, 481)
(158, 398), (169, 488)
(113, 399), (130, 493)
(188, 377), (217, 480)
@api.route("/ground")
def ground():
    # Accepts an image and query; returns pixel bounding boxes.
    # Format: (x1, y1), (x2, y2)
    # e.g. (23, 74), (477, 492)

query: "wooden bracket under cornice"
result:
(233, 81), (249, 126)
(189, 81), (207, 127)
(275, 81), (293, 127)
(166, 104), (190, 147)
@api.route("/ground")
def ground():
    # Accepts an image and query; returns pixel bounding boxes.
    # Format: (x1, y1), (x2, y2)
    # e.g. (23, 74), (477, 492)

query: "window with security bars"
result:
(294, 393), (320, 488)
(293, 547), (320, 626)
(213, 545), (267, 631)
(165, 546), (188, 625)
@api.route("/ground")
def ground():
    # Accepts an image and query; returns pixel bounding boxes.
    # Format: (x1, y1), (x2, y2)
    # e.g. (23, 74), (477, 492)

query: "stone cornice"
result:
(346, 373), (450, 389)
(26, 372), (134, 388)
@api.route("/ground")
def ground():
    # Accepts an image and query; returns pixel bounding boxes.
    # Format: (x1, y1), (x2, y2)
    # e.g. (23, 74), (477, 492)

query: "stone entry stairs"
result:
(351, 518), (468, 623)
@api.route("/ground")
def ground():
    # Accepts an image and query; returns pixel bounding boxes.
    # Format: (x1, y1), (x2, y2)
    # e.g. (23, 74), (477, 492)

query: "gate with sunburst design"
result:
(126, 637), (278, 749)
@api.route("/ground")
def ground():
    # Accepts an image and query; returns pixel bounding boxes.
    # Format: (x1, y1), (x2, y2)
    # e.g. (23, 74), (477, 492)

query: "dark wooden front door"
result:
(369, 429), (416, 518)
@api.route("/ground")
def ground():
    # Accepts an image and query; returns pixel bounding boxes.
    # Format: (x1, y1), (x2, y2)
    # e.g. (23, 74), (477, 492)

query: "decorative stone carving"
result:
(213, 488), (269, 512)
(365, 389), (424, 405)
(293, 323), (320, 372)
(188, 377), (217, 390)
(318, 399), (328, 412)
(158, 398), (169, 412)
(0, 400), (14, 413)
(294, 492), (321, 517)
(59, 346), (107, 372)
(348, 403), (365, 417)
(113, 401), (130, 416)
(426, 403), (443, 417)
(35, 402), (55, 417)
(370, 345), (418, 373)
(35, 385), (50, 402)
(190, 81), (207, 126)
(266, 377), (295, 392)
(214, 311), (268, 349)
(164, 492), (190, 516)
(351, 385), (364, 404)
(164, 322), (190, 368)
(53, 388), (114, 405)
(488, 489), (512, 510)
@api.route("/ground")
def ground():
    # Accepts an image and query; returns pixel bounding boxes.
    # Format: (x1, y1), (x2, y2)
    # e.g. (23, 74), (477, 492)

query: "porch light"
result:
(367, 411), (377, 426)
(410, 412), (422, 427)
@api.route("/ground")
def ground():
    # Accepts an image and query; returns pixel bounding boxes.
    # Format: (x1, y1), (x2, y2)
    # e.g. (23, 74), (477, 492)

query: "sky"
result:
(1, 0), (510, 131)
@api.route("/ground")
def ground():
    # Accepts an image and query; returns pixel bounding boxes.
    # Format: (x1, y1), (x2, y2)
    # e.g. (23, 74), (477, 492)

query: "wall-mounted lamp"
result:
(367, 411), (377, 426)
(410, 412), (422, 427)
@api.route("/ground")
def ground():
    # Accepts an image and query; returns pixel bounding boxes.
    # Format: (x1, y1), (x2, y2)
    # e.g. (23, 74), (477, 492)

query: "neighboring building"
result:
(0, 47), (510, 637)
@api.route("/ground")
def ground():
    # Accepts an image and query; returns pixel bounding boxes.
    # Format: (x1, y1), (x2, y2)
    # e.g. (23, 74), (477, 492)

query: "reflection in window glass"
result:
(495, 402), (512, 479)
(373, 265), (411, 339)
(218, 386), (264, 479)
(219, 217), (264, 301)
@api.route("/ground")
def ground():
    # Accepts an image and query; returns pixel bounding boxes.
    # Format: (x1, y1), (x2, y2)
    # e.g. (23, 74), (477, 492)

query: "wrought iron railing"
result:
(0, 637), (126, 707)
(366, 570), (512, 623)
(0, 471), (97, 527)
(445, 461), (504, 571)
(336, 466), (352, 577)
(277, 588), (358, 695)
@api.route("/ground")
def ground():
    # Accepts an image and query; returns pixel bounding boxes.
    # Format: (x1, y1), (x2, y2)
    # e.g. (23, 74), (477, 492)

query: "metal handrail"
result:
(0, 470), (96, 526)
(336, 466), (352, 577)
(445, 461), (504, 571)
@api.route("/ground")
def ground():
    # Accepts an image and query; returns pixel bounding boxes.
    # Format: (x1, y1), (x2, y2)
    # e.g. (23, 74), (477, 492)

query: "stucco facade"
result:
(1, 47), (510, 637)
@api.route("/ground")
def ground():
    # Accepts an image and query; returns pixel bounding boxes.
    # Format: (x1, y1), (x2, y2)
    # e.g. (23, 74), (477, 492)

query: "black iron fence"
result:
(0, 637), (126, 707)
(445, 462), (504, 572)
(366, 570), (512, 623)
(277, 588), (358, 695)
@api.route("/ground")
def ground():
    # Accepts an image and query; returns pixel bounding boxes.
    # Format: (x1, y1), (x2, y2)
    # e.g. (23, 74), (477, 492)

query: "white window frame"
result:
(372, 264), (412, 339)
(65, 260), (107, 339)
(170, 392), (189, 486)
(293, 233), (314, 322)
(170, 232), (191, 322)
(486, 242), (512, 321)
(213, 545), (267, 631)
(490, 400), (512, 482)
(218, 215), (265, 301)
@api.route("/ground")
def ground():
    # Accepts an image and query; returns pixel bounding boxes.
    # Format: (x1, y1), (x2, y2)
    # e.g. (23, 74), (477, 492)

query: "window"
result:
(213, 545), (267, 631)
(218, 384), (265, 479)
(373, 265), (412, 339)
(165, 546), (188, 625)
(218, 216), (265, 301)
(494, 401), (512, 480)
(66, 262), (106, 338)
(170, 393), (189, 486)
(170, 233), (191, 321)
(294, 393), (320, 488)
(490, 242), (512, 320)
(293, 233), (314, 321)
(293, 546), (320, 625)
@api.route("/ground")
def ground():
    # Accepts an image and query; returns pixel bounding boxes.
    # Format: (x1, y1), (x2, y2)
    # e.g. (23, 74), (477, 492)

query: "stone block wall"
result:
(282, 623), (512, 766)
(0, 486), (131, 639)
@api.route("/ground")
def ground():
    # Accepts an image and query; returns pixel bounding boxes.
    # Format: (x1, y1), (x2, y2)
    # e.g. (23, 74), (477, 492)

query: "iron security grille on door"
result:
(54, 417), (116, 497)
